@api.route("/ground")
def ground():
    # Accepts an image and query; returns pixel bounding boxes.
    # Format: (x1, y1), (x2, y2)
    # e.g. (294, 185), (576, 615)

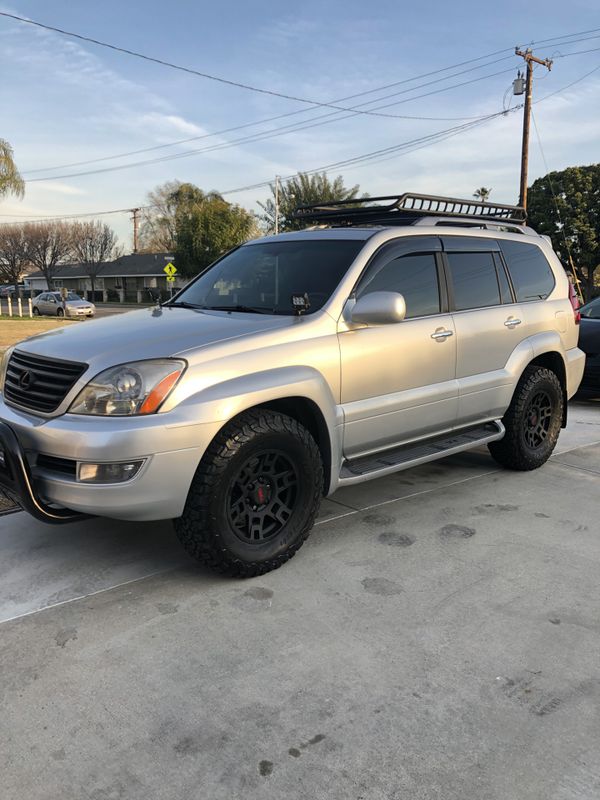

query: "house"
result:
(25, 253), (183, 303)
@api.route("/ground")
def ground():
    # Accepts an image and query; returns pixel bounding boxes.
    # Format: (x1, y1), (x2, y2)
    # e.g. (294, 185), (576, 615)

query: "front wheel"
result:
(56, 308), (64, 317)
(174, 409), (324, 577)
(32, 307), (40, 316)
(488, 366), (563, 471)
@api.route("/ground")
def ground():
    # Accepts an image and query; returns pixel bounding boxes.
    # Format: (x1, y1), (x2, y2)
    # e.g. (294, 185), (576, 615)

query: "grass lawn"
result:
(0, 317), (78, 348)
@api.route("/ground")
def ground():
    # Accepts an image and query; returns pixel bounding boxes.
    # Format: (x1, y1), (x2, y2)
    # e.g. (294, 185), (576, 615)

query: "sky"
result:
(1, 0), (599, 249)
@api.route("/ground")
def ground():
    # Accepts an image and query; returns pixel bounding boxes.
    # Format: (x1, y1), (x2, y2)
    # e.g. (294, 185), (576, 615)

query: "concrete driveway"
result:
(1, 402), (599, 800)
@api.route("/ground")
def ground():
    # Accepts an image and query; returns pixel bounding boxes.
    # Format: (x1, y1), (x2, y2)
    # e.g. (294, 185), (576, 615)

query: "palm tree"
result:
(473, 187), (492, 202)
(0, 139), (25, 200)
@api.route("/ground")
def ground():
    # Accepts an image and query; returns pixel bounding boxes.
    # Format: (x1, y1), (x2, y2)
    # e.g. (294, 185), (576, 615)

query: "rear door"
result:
(442, 236), (525, 425)
(339, 236), (458, 458)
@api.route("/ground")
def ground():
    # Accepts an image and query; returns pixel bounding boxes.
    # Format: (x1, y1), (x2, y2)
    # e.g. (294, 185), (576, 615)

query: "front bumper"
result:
(0, 421), (85, 523)
(0, 396), (220, 522)
(67, 307), (94, 317)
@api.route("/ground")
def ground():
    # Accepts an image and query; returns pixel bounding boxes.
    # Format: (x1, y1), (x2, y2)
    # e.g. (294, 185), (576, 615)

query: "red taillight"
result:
(568, 282), (581, 325)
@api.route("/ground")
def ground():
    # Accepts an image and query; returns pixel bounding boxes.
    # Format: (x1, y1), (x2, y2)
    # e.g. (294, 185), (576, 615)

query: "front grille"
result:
(4, 350), (87, 413)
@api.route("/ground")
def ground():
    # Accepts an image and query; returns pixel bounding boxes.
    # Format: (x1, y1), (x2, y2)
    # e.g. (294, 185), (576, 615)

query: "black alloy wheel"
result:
(227, 450), (299, 543)
(174, 409), (323, 577)
(488, 366), (563, 471)
(522, 390), (553, 449)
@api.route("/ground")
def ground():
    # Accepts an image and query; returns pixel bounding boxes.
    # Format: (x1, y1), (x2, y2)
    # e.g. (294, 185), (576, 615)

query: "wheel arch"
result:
(527, 350), (568, 427)
(254, 397), (332, 494)
(177, 366), (342, 495)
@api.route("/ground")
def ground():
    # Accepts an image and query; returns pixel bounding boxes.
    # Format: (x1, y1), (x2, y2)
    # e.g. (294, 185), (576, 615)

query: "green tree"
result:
(173, 183), (258, 278)
(257, 172), (363, 232)
(527, 164), (600, 300)
(473, 187), (492, 202)
(0, 139), (25, 200)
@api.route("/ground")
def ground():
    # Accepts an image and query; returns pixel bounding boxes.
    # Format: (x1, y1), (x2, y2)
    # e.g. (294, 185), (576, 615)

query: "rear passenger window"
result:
(499, 240), (555, 301)
(447, 252), (501, 310)
(360, 253), (440, 318)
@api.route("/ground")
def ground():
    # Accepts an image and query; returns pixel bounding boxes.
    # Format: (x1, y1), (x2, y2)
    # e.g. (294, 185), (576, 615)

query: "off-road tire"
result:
(488, 366), (563, 471)
(174, 409), (323, 577)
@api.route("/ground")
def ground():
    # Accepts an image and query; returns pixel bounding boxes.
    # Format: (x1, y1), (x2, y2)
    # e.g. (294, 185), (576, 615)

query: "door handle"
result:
(504, 318), (522, 327)
(431, 329), (453, 340)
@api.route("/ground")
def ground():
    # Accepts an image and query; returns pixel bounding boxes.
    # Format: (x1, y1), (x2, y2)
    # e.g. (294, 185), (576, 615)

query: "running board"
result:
(338, 421), (505, 485)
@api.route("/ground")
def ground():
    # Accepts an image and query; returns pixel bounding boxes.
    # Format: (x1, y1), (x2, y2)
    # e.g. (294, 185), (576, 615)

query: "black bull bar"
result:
(0, 420), (87, 524)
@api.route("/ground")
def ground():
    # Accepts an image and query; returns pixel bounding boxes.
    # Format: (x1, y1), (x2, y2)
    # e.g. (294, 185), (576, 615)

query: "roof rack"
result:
(293, 192), (527, 227)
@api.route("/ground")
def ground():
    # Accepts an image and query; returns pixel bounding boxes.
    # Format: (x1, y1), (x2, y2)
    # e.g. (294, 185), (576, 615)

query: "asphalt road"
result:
(1, 402), (599, 799)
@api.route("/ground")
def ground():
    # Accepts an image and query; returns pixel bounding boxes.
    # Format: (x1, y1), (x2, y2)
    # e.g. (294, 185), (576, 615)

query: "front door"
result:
(339, 237), (458, 458)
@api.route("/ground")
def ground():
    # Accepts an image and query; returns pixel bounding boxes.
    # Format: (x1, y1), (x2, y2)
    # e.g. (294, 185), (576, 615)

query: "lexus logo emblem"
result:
(18, 370), (34, 390)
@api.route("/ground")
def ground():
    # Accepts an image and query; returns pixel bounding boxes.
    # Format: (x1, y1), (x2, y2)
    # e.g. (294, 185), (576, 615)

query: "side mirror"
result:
(350, 291), (407, 325)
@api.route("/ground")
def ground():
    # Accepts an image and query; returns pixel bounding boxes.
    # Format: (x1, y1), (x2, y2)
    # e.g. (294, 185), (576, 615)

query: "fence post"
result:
(8, 298), (12, 318)
(17, 297), (22, 317)
(28, 298), (33, 318)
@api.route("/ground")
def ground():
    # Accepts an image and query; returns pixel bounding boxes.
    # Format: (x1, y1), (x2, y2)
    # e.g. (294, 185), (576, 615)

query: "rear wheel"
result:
(32, 307), (40, 316)
(488, 366), (563, 470)
(174, 409), (323, 577)
(56, 308), (64, 318)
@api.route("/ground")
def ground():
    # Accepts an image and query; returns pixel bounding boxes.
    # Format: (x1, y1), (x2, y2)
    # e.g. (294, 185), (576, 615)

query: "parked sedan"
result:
(578, 296), (600, 397)
(32, 291), (95, 319)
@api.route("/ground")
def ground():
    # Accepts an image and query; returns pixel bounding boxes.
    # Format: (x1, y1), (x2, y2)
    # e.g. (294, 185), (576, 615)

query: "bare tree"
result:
(138, 180), (181, 252)
(0, 224), (30, 298)
(25, 221), (74, 289)
(71, 220), (120, 300)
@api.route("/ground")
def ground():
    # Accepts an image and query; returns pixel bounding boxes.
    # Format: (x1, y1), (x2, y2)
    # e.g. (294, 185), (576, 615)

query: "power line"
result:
(5, 11), (600, 131)
(21, 56), (515, 176)
(3, 57), (599, 224)
(19, 33), (600, 177)
(24, 67), (518, 183)
(0, 12), (515, 122)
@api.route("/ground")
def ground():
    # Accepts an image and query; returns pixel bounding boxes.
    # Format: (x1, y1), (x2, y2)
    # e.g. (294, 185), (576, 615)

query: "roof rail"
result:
(293, 192), (527, 227)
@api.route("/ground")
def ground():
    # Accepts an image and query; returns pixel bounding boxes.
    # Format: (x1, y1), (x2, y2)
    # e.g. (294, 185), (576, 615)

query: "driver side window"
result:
(358, 252), (441, 319)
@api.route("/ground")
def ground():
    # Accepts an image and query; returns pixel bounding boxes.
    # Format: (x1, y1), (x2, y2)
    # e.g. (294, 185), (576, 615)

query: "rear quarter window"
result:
(499, 240), (556, 302)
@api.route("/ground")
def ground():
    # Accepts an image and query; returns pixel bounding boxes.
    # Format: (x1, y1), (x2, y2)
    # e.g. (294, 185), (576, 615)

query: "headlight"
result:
(69, 359), (186, 416)
(0, 346), (15, 393)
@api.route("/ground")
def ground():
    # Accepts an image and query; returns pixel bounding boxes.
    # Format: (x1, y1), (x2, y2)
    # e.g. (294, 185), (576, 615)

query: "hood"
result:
(17, 306), (293, 368)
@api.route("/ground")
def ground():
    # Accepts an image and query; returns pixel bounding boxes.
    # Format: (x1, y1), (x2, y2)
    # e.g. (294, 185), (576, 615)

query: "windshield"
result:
(172, 239), (363, 315)
(51, 292), (82, 301)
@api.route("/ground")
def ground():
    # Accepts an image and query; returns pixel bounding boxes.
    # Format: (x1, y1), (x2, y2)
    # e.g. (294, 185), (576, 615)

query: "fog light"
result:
(77, 460), (144, 484)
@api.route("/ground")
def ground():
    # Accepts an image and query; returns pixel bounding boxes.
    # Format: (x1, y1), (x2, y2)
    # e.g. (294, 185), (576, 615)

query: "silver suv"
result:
(0, 194), (585, 576)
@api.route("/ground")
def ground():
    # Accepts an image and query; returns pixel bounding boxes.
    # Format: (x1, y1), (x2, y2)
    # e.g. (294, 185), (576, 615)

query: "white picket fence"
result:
(0, 297), (34, 318)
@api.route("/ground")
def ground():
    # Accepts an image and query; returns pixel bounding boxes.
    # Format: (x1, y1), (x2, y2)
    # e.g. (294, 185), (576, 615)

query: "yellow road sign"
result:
(166, 275), (176, 282)
(164, 262), (177, 276)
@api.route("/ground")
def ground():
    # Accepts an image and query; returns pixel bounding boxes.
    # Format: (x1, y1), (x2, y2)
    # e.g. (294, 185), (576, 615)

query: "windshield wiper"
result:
(165, 300), (205, 309)
(205, 304), (275, 315)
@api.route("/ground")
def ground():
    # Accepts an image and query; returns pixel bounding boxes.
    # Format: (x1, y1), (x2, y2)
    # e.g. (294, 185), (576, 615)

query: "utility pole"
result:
(274, 175), (280, 235)
(514, 48), (552, 210)
(130, 207), (141, 253)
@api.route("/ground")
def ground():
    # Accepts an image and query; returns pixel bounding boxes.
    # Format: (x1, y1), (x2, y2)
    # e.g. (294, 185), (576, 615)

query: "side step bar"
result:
(339, 421), (505, 485)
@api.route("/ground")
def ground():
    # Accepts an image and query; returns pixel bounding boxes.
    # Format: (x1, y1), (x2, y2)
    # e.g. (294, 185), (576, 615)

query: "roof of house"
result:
(26, 252), (176, 280)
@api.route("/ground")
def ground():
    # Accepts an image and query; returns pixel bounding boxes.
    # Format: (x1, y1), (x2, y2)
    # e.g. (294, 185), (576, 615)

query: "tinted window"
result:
(499, 240), (555, 301)
(175, 240), (363, 315)
(447, 252), (501, 310)
(360, 253), (440, 318)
